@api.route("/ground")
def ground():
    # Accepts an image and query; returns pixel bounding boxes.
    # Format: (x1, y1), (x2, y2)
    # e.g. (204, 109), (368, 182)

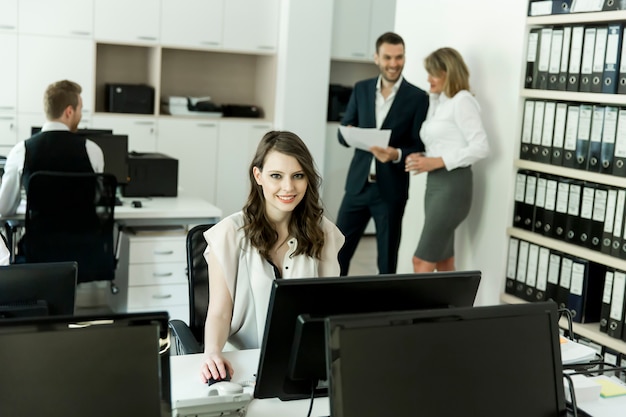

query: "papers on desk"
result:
(560, 336), (598, 365)
(338, 126), (391, 152)
(173, 393), (252, 417)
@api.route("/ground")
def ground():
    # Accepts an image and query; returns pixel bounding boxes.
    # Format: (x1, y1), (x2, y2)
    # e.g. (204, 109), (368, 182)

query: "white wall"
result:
(394, 0), (527, 305)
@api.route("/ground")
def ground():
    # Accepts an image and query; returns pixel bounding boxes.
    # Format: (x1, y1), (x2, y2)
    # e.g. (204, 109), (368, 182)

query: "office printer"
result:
(122, 152), (178, 197)
(162, 96), (223, 117)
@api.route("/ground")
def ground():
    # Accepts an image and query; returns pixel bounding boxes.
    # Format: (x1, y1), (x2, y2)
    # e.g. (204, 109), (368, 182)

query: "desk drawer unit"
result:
(110, 231), (190, 324)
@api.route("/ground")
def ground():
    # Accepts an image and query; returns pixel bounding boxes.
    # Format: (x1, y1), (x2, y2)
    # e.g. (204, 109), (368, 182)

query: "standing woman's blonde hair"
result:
(424, 47), (470, 97)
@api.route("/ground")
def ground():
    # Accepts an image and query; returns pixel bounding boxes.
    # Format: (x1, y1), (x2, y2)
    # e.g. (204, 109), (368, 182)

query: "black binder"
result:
(531, 100), (546, 161)
(546, 250), (562, 303)
(526, 28), (541, 89)
(577, 183), (596, 248)
(564, 179), (583, 245)
(600, 106), (618, 175)
(574, 104), (593, 170)
(513, 170), (530, 229)
(602, 187), (618, 255)
(589, 184), (609, 252)
(591, 26), (609, 94)
(558, 26), (572, 91)
(542, 175), (559, 237)
(554, 178), (571, 240)
(539, 101), (556, 163)
(586, 105), (605, 172)
(551, 102), (568, 165)
(600, 269), (615, 333)
(567, 259), (606, 323)
(567, 26), (585, 91)
(534, 246), (551, 302)
(556, 254), (573, 310)
(611, 189), (626, 258)
(534, 173), (548, 232)
(579, 26), (597, 93)
(505, 237), (520, 295)
(613, 108), (626, 176)
(515, 240), (530, 300)
(537, 27), (554, 90)
(602, 23), (623, 94)
(603, 0), (624, 10)
(528, 0), (572, 15)
(607, 270), (626, 339)
(562, 104), (580, 168)
(523, 243), (541, 301)
(523, 172), (538, 230)
(618, 28), (626, 94)
(520, 100), (535, 160)
(548, 27), (565, 90)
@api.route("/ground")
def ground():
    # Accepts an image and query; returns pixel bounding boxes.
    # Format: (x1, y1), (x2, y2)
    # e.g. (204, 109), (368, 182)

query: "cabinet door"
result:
(91, 115), (157, 152)
(368, 0), (397, 58)
(223, 0), (279, 53)
(18, 36), (94, 114)
(18, 0), (93, 38)
(161, 0), (223, 49)
(331, 0), (371, 60)
(0, 34), (17, 112)
(0, 114), (17, 147)
(0, 0), (17, 31)
(216, 121), (272, 217)
(157, 118), (219, 203)
(94, 0), (160, 44)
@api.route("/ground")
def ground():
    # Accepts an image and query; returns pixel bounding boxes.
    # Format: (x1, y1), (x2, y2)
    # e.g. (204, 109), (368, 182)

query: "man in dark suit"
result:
(336, 32), (428, 275)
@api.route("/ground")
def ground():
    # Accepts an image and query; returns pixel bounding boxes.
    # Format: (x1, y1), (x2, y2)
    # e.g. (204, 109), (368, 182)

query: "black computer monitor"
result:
(253, 271), (482, 401)
(0, 311), (171, 417)
(87, 134), (130, 185)
(0, 261), (77, 318)
(30, 127), (129, 185)
(325, 302), (566, 417)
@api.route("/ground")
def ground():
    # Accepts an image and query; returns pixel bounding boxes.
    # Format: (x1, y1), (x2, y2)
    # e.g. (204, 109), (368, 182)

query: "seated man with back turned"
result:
(0, 79), (104, 217)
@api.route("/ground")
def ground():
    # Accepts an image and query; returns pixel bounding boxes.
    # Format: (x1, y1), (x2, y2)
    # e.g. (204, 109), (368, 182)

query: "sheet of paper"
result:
(339, 126), (391, 152)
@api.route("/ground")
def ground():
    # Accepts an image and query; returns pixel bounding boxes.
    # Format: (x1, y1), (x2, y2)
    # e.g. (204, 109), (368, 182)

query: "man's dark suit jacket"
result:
(338, 77), (429, 203)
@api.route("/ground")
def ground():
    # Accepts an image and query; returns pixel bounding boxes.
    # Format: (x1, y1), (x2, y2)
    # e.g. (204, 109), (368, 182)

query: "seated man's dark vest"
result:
(22, 131), (94, 191)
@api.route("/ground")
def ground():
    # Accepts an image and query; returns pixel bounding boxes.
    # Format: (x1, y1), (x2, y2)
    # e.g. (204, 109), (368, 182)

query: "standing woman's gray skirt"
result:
(413, 166), (473, 262)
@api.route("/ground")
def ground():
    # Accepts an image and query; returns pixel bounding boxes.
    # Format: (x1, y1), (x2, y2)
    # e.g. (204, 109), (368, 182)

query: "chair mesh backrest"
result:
(186, 223), (214, 344)
(24, 171), (117, 283)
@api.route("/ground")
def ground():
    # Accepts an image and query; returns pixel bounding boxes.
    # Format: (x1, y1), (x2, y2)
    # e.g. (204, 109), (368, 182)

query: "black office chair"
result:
(169, 223), (215, 355)
(21, 171), (118, 286)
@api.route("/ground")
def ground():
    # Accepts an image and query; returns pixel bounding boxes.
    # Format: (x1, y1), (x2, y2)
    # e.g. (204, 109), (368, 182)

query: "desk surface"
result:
(170, 349), (330, 417)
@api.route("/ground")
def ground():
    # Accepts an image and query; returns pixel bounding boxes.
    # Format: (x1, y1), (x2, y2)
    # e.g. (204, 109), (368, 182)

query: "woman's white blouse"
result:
(419, 90), (490, 170)
(203, 211), (345, 349)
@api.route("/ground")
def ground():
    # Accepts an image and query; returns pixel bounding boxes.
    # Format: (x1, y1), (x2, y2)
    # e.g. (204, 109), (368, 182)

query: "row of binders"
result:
(520, 99), (626, 177)
(525, 24), (626, 94)
(514, 170), (626, 256)
(505, 236), (606, 324)
(528, 0), (625, 16)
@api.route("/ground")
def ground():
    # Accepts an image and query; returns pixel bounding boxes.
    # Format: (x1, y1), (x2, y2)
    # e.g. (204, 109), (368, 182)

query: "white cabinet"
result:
(0, 34), (17, 112)
(0, 114), (17, 147)
(216, 121), (272, 217)
(111, 232), (189, 324)
(0, 0), (17, 32)
(223, 0), (279, 53)
(160, 0), (223, 49)
(331, 0), (396, 61)
(94, 0), (160, 44)
(157, 118), (219, 202)
(17, 36), (94, 114)
(91, 115), (157, 152)
(18, 0), (93, 38)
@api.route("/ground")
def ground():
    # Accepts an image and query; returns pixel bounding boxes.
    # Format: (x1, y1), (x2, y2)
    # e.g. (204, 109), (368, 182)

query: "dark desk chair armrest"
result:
(169, 319), (203, 355)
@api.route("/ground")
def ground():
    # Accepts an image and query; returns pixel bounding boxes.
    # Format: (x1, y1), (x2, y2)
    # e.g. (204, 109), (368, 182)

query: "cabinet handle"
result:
(0, 25), (16, 30)
(201, 41), (220, 46)
(197, 123), (217, 128)
(257, 45), (274, 50)
(252, 125), (271, 129)
(351, 52), (366, 57)
(137, 36), (157, 41)
(134, 121), (155, 125)
(153, 272), (174, 277)
(70, 31), (91, 36)
(152, 294), (172, 299)
(0, 106), (15, 111)
(0, 116), (15, 120)
(153, 250), (174, 255)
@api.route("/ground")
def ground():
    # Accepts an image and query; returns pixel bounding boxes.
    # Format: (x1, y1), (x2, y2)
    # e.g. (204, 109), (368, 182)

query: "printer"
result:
(161, 96), (223, 117)
(122, 152), (178, 197)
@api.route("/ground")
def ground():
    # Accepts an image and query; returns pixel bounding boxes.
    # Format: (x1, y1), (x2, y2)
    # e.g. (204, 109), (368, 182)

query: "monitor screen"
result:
(87, 134), (130, 184)
(325, 302), (566, 417)
(0, 312), (172, 417)
(253, 271), (482, 401)
(30, 127), (128, 184)
(0, 261), (77, 318)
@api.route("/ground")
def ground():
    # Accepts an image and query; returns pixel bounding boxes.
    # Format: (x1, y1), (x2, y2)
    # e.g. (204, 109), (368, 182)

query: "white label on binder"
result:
(521, 101), (535, 144)
(570, 262), (585, 296)
(526, 244), (539, 288)
(609, 272), (625, 321)
(549, 29), (564, 74)
(614, 109), (626, 157)
(532, 101), (545, 145)
(515, 173), (526, 202)
(593, 188), (608, 222)
(517, 241), (529, 283)
(580, 28), (597, 76)
(560, 257), (573, 289)
(590, 106), (604, 144)
(568, 184), (581, 216)
(603, 271), (614, 305)
(605, 189), (617, 234)
(553, 103), (567, 148)
(545, 179), (558, 211)
(564, 106), (580, 151)
(506, 238), (519, 279)
(560, 27), (572, 73)
(548, 253), (561, 285)
(538, 28), (554, 72)
(571, 0), (604, 13)
(569, 26), (585, 73)
(536, 177), (547, 209)
(527, 31), (539, 62)
(581, 187), (595, 220)
(592, 27), (608, 73)
(537, 247), (550, 292)
(525, 175), (537, 205)
(614, 190), (625, 238)
(603, 107), (618, 145)
(578, 105), (592, 141)
(556, 182), (570, 214)
(542, 102), (556, 147)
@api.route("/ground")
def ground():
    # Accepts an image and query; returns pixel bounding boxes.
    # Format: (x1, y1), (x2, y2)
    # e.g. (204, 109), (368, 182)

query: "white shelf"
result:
(514, 159), (626, 188)
(527, 10), (626, 25)
(501, 293), (626, 354)
(521, 88), (626, 105)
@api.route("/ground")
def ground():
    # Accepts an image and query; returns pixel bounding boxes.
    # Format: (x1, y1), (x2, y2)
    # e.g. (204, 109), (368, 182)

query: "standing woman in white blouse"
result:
(405, 47), (489, 273)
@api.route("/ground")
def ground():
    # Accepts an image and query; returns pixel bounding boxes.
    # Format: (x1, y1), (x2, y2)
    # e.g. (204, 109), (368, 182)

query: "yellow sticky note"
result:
(594, 377), (626, 398)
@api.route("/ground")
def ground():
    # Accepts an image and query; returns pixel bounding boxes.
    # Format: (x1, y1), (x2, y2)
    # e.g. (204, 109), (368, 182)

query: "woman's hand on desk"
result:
(201, 352), (235, 383)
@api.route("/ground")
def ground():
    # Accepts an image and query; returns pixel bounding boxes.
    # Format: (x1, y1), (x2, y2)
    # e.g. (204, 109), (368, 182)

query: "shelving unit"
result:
(504, 4), (626, 355)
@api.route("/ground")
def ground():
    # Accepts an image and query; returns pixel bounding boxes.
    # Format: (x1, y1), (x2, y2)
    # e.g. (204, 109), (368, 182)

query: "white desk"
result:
(114, 196), (221, 227)
(170, 350), (331, 417)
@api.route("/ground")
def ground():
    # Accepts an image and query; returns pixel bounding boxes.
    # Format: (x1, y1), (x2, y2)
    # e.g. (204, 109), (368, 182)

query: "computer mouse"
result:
(131, 200), (142, 208)
(208, 369), (231, 385)
(207, 381), (244, 396)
